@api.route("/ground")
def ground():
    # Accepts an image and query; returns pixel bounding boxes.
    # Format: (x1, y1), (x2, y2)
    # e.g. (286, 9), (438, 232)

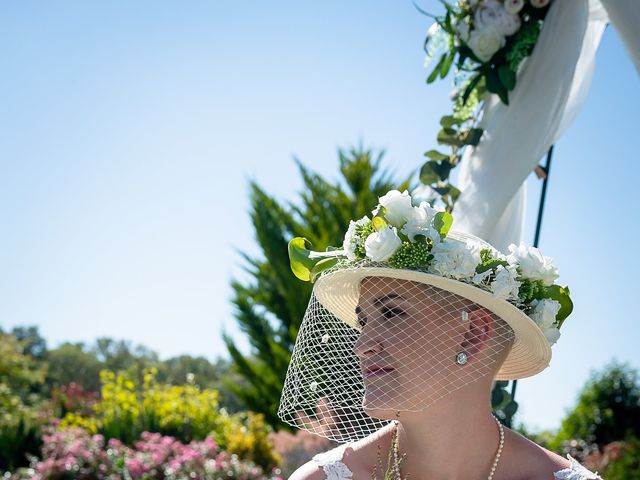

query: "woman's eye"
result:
(382, 306), (404, 319)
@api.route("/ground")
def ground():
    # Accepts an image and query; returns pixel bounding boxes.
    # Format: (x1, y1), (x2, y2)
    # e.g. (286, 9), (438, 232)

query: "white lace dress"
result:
(312, 444), (603, 480)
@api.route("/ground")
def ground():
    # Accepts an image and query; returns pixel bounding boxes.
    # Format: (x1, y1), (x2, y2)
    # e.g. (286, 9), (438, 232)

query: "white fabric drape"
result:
(599, 0), (640, 73)
(453, 0), (609, 252)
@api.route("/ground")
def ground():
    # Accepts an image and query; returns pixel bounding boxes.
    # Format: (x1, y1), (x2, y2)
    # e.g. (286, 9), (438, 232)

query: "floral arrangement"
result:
(6, 427), (283, 480)
(289, 189), (572, 345)
(417, 0), (552, 210)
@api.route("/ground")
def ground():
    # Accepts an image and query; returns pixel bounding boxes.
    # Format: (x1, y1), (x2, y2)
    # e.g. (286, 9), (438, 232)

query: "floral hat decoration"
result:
(288, 189), (573, 380)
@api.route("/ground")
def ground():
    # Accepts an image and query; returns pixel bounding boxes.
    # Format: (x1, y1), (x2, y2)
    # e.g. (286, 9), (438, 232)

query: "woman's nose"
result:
(353, 327), (384, 358)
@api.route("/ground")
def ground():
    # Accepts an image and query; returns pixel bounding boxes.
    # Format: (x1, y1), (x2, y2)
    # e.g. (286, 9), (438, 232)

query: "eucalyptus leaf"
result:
(440, 115), (463, 128)
(424, 149), (449, 161)
(433, 211), (453, 238)
(420, 161), (440, 185)
(447, 184), (461, 203)
(437, 128), (464, 147)
(464, 128), (484, 146)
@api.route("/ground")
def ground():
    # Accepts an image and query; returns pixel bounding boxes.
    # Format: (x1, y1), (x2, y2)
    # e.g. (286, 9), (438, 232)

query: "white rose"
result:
(468, 26), (505, 62)
(429, 238), (482, 280)
(529, 299), (562, 346)
(475, 0), (521, 36)
(342, 216), (370, 261)
(506, 244), (559, 286)
(530, 0), (550, 8)
(364, 225), (402, 262)
(400, 202), (440, 242)
(376, 190), (414, 228)
(490, 265), (521, 300)
(504, 0), (525, 14)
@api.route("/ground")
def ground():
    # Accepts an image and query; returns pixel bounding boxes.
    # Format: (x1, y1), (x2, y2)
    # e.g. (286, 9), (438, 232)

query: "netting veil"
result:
(278, 262), (516, 443)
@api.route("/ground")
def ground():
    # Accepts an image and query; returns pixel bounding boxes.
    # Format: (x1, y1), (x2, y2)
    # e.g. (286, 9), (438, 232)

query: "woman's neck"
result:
(394, 389), (501, 480)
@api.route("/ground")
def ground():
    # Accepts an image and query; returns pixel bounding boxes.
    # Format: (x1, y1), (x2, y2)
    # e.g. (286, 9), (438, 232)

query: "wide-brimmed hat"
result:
(313, 230), (551, 380)
(288, 190), (573, 380)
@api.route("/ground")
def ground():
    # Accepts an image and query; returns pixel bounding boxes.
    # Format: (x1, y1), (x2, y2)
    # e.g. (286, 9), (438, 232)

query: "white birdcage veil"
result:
(278, 189), (572, 442)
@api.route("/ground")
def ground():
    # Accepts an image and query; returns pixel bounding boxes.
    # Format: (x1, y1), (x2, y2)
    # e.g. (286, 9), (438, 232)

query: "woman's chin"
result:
(362, 405), (398, 420)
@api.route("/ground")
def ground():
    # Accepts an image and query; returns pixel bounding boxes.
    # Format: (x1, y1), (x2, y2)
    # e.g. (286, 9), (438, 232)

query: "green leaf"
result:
(288, 237), (317, 282)
(420, 160), (454, 184)
(433, 186), (450, 196)
(475, 258), (509, 274)
(288, 237), (342, 282)
(437, 128), (464, 147)
(447, 183), (461, 203)
(486, 69), (509, 105)
(439, 115), (463, 128)
(497, 65), (517, 91)
(439, 52), (455, 78)
(424, 149), (449, 161)
(427, 54), (447, 84)
(464, 128), (484, 146)
(309, 257), (340, 283)
(462, 73), (483, 105)
(420, 161), (440, 185)
(433, 211), (453, 238)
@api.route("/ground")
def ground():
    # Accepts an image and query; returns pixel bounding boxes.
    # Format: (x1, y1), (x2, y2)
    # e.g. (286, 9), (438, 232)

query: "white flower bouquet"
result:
(418, 0), (553, 210)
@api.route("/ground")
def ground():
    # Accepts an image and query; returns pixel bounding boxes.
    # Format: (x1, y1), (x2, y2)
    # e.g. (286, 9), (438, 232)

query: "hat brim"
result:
(313, 266), (551, 380)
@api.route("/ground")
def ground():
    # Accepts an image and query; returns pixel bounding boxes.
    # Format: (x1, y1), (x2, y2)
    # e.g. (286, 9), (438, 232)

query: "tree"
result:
(10, 326), (47, 360)
(44, 342), (103, 392)
(224, 145), (410, 428)
(551, 361), (640, 450)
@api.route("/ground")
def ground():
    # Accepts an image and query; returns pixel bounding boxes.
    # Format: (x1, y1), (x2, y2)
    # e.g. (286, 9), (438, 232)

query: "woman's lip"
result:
(363, 367), (395, 378)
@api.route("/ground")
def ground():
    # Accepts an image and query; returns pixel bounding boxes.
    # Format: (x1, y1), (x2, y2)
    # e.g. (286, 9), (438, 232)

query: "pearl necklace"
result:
(391, 415), (505, 480)
(488, 414), (505, 480)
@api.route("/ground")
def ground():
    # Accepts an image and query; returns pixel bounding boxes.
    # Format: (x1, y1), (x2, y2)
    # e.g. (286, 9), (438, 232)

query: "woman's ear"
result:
(460, 307), (493, 359)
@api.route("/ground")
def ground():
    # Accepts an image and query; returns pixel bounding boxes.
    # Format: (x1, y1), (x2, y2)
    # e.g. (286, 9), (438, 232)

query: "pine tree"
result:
(224, 145), (409, 429)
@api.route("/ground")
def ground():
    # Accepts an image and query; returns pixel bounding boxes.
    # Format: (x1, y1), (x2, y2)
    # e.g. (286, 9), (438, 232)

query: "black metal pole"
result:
(508, 145), (554, 420)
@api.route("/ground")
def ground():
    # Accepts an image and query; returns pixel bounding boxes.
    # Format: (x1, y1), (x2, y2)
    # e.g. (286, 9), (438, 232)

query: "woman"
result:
(279, 190), (601, 479)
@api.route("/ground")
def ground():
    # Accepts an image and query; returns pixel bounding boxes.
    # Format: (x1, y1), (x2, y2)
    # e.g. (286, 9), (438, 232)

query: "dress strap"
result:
(312, 443), (354, 479)
(553, 454), (602, 479)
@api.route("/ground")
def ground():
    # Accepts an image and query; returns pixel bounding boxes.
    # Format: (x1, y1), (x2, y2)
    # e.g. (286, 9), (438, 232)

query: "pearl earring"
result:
(461, 310), (469, 322)
(455, 351), (468, 365)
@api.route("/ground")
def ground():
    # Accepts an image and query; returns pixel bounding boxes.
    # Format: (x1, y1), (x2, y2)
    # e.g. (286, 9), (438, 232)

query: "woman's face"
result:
(353, 276), (489, 417)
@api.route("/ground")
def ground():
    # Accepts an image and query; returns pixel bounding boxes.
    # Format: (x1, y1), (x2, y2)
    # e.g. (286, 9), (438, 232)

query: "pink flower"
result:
(125, 457), (148, 479)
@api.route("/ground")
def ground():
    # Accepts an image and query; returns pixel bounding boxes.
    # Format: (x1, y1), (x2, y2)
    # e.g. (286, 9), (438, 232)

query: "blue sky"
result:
(1, 1), (638, 432)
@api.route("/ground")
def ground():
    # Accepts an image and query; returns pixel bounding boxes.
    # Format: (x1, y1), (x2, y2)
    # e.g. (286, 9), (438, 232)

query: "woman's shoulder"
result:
(504, 429), (602, 480)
